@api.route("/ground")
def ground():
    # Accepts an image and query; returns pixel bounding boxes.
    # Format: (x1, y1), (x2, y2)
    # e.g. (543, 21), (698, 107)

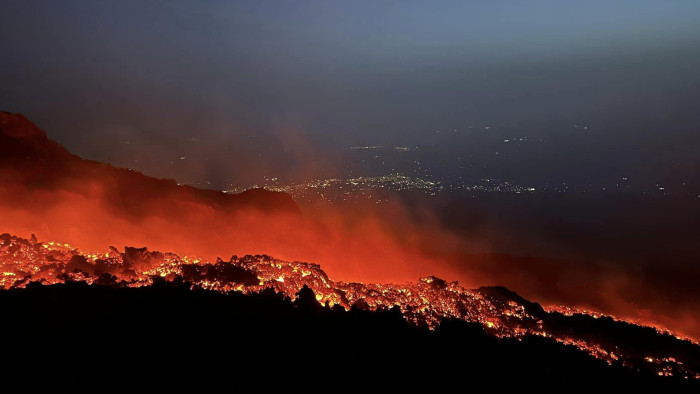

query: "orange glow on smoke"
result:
(2, 151), (700, 344)
(1, 111), (699, 346)
(0, 178), (462, 285)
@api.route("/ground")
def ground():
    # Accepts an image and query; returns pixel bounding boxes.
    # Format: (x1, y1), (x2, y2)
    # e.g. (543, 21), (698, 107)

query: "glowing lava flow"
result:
(1, 233), (698, 380)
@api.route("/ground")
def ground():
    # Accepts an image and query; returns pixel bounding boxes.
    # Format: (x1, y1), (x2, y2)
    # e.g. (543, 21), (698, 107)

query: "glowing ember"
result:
(1, 232), (698, 380)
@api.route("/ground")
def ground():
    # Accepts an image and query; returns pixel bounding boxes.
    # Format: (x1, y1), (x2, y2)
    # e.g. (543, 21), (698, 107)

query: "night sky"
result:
(2, 1), (700, 188)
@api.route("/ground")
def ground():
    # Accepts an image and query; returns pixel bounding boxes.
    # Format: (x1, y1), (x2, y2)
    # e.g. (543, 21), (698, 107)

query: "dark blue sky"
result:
(2, 1), (699, 186)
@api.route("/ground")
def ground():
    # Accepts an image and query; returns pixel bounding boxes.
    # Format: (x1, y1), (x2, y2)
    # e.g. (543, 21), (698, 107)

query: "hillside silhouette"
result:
(1, 281), (698, 393)
(0, 111), (300, 216)
(0, 234), (700, 392)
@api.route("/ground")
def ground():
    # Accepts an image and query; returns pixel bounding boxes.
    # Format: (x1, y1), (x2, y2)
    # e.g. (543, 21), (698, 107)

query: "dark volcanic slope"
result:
(2, 281), (698, 394)
(2, 232), (699, 386)
(0, 111), (300, 215)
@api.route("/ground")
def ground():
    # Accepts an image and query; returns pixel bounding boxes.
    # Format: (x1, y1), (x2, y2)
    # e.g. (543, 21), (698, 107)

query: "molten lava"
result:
(2, 233), (698, 380)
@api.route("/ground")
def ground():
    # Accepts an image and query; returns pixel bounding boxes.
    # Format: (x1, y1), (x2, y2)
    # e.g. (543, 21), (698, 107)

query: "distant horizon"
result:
(2, 1), (699, 189)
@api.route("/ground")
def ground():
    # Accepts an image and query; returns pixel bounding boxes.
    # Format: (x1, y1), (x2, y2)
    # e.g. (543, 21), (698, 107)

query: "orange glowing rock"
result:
(2, 232), (699, 380)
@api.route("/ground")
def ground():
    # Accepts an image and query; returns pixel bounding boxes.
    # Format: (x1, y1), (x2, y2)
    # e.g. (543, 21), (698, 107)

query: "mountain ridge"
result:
(0, 111), (300, 215)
